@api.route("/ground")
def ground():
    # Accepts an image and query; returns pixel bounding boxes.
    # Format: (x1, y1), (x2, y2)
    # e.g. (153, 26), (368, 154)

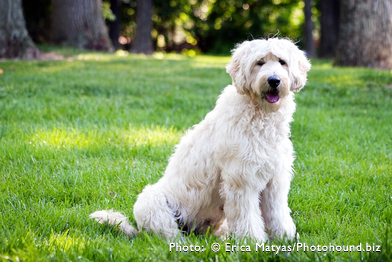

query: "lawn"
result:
(0, 49), (391, 261)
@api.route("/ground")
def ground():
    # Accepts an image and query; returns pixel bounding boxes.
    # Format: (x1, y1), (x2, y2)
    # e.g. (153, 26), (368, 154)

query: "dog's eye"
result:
(279, 59), (287, 66)
(256, 61), (265, 66)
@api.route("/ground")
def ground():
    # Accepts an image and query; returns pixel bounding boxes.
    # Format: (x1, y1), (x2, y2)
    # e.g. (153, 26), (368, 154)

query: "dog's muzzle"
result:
(265, 76), (280, 103)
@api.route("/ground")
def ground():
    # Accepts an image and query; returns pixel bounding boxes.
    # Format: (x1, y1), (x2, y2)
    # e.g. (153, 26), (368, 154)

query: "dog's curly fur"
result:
(90, 38), (311, 242)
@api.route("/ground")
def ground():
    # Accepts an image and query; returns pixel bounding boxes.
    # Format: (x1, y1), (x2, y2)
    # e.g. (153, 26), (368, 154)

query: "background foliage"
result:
(22, 0), (313, 54)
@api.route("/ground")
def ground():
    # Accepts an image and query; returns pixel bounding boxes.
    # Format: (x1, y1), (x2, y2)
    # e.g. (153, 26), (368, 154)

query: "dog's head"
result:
(226, 38), (311, 112)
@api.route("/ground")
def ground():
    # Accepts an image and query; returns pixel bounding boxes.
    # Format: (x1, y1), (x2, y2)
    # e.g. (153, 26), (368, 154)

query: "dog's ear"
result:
(226, 41), (251, 95)
(289, 48), (311, 92)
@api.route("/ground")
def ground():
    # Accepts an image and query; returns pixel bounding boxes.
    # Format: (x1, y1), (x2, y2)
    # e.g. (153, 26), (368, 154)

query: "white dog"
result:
(91, 38), (311, 242)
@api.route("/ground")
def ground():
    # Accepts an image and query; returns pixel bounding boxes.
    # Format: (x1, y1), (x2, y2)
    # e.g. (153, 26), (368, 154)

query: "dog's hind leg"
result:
(133, 185), (181, 239)
(90, 210), (139, 237)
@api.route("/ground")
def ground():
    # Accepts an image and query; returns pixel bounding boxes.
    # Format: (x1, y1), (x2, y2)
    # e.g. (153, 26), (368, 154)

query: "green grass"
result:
(0, 50), (391, 261)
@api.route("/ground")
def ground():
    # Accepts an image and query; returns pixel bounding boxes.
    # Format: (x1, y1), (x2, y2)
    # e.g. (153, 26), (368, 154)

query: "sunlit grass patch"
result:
(191, 55), (231, 68)
(75, 53), (118, 61)
(128, 126), (181, 147)
(29, 126), (181, 149)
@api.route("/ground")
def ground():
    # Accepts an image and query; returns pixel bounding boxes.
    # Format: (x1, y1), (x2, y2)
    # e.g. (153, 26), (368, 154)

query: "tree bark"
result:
(335, 0), (392, 69)
(109, 0), (121, 50)
(320, 0), (340, 58)
(304, 0), (315, 58)
(131, 0), (153, 54)
(51, 0), (113, 51)
(0, 0), (40, 59)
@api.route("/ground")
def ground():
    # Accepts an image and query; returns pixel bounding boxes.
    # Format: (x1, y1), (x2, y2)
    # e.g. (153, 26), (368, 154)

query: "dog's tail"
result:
(90, 210), (139, 237)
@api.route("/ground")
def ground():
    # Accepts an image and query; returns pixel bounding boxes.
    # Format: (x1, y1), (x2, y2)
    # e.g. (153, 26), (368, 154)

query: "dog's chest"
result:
(227, 112), (293, 178)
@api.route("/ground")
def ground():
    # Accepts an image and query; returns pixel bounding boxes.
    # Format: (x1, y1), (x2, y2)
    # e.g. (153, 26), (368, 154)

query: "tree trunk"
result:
(109, 0), (121, 50)
(304, 0), (315, 57)
(51, 0), (113, 51)
(335, 0), (392, 69)
(0, 0), (40, 59)
(131, 0), (153, 54)
(320, 0), (340, 58)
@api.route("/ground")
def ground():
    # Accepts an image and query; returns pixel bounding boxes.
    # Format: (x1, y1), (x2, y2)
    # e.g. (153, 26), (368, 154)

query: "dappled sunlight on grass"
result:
(33, 61), (79, 74)
(114, 50), (129, 57)
(76, 53), (113, 61)
(152, 53), (230, 68)
(310, 59), (333, 69)
(153, 52), (184, 60)
(29, 126), (181, 150)
(190, 55), (231, 69)
(30, 128), (95, 149)
(193, 55), (230, 63)
(46, 230), (86, 254)
(129, 126), (181, 146)
(321, 74), (358, 87)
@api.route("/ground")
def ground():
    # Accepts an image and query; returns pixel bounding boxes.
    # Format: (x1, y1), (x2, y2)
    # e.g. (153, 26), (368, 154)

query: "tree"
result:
(0, 0), (40, 59)
(51, 0), (113, 51)
(319, 0), (339, 58)
(131, 0), (153, 54)
(304, 0), (315, 57)
(108, 0), (121, 50)
(335, 0), (392, 69)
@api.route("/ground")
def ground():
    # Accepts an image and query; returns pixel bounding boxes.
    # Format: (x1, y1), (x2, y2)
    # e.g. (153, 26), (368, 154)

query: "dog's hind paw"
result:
(90, 210), (126, 224)
(90, 210), (139, 236)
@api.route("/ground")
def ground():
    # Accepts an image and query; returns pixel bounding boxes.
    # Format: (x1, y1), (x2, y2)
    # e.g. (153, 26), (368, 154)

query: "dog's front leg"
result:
(221, 178), (267, 242)
(260, 174), (296, 240)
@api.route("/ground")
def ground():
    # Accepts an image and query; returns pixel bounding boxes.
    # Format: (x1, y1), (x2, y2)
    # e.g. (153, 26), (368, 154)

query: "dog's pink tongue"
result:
(266, 92), (279, 103)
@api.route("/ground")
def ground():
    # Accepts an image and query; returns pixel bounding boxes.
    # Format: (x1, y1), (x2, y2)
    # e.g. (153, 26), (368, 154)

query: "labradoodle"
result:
(91, 38), (311, 242)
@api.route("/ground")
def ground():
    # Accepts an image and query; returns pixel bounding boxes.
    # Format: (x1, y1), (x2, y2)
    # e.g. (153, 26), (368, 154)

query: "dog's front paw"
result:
(251, 231), (268, 243)
(269, 219), (296, 241)
(233, 228), (268, 242)
(283, 220), (296, 240)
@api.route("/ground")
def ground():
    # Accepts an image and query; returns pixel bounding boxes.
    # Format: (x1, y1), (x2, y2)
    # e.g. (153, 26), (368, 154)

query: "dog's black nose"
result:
(268, 76), (281, 88)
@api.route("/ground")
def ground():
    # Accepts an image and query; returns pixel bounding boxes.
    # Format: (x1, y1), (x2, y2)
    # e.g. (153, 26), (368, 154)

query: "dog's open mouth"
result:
(265, 91), (280, 103)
